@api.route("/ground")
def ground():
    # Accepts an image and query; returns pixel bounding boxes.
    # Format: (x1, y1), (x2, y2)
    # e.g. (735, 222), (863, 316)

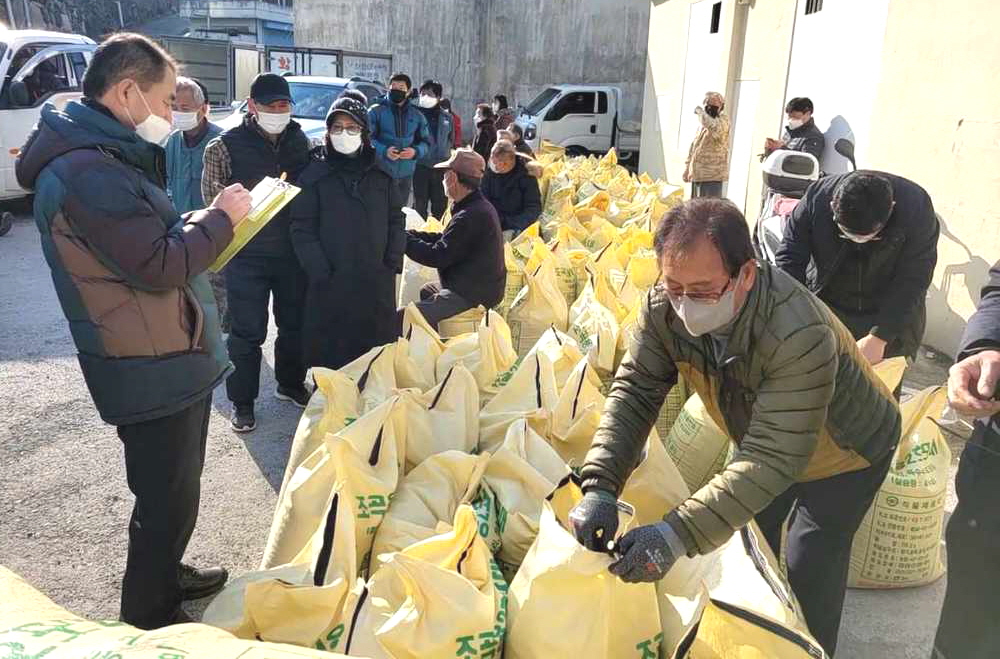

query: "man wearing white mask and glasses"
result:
(570, 198), (900, 657)
(775, 170), (939, 367)
(16, 32), (252, 629)
(203, 72), (312, 433)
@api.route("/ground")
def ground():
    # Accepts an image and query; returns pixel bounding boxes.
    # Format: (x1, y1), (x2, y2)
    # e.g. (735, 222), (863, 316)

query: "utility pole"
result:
(115, 1), (125, 28)
(21, 0), (30, 27)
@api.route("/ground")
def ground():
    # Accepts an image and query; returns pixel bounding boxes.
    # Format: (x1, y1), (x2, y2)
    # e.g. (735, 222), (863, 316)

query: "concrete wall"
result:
(640, 0), (1000, 355)
(294, 0), (649, 141)
(866, 0), (1000, 354)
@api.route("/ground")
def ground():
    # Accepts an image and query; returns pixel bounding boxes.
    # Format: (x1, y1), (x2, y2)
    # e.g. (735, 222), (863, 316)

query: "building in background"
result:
(1, 0), (178, 37)
(180, 0), (292, 46)
(640, 0), (1000, 356)
(292, 0), (649, 143)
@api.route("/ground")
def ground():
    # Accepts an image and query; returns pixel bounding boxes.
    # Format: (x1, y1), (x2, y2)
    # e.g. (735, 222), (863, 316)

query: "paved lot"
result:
(0, 211), (960, 657)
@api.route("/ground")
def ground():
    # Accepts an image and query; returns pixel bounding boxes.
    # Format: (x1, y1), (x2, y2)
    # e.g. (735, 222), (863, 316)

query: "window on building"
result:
(805, 0), (823, 15)
(710, 2), (722, 33)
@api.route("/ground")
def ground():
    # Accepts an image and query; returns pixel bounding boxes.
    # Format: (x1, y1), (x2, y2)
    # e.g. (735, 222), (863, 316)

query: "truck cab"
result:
(515, 84), (640, 164)
(0, 29), (96, 204)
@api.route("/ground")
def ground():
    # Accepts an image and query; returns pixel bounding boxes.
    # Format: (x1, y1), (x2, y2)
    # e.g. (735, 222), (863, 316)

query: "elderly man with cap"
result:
(202, 73), (312, 433)
(290, 90), (405, 369)
(683, 91), (731, 198)
(482, 138), (542, 241)
(398, 147), (506, 330)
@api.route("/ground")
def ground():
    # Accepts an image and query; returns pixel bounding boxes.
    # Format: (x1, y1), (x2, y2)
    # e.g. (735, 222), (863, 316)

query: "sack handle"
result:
(429, 366), (455, 410)
(357, 345), (388, 392)
(313, 492), (340, 586)
(367, 427), (384, 467)
(343, 584), (370, 655)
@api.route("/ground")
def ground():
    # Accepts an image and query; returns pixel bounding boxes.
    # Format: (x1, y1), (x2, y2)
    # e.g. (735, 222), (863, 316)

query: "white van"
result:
(515, 84), (641, 164)
(0, 29), (96, 213)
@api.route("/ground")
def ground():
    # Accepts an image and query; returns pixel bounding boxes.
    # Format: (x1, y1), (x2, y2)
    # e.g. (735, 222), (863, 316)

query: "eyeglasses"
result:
(329, 125), (362, 136)
(664, 277), (736, 304)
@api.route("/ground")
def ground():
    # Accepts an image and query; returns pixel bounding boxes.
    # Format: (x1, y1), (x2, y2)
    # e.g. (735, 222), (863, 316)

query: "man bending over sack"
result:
(397, 148), (506, 331)
(570, 198), (901, 656)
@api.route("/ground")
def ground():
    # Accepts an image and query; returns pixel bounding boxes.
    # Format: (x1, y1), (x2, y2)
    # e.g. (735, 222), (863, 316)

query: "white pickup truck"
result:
(0, 29), (96, 233)
(514, 84), (641, 164)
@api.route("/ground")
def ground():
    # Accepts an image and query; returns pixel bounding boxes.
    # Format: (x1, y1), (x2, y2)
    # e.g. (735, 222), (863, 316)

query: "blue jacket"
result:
(15, 101), (232, 425)
(367, 97), (430, 179)
(165, 120), (222, 215)
(416, 106), (454, 167)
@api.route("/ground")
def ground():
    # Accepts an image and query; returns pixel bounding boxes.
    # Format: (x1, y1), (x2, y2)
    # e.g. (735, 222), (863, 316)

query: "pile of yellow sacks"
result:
(197, 303), (825, 658)
(192, 146), (827, 658)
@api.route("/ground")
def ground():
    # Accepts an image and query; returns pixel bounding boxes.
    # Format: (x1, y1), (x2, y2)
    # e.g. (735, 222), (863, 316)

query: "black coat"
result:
(289, 145), (406, 369)
(472, 117), (497, 163)
(482, 157), (542, 234)
(779, 118), (826, 163)
(406, 189), (506, 308)
(774, 171), (939, 360)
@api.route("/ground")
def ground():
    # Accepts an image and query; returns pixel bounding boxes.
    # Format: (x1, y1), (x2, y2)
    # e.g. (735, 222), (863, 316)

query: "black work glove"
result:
(608, 521), (685, 583)
(569, 489), (620, 552)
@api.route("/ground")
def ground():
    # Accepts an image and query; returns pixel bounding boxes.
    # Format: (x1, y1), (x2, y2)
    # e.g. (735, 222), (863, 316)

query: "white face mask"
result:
(667, 281), (740, 337)
(256, 110), (291, 135)
(787, 118), (805, 130)
(172, 110), (200, 132)
(329, 131), (363, 154)
(418, 94), (438, 109)
(126, 88), (172, 145)
(838, 225), (882, 244)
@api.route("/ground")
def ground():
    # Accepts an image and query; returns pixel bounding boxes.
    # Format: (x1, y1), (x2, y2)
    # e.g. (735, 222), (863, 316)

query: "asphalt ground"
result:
(0, 209), (960, 657)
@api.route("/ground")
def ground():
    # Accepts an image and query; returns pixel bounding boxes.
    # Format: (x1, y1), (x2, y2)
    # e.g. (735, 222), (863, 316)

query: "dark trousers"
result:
(933, 422), (1000, 658)
(413, 165), (447, 219)
(692, 180), (724, 198)
(392, 176), (413, 208)
(755, 452), (893, 656)
(117, 395), (212, 629)
(396, 282), (475, 334)
(225, 254), (306, 404)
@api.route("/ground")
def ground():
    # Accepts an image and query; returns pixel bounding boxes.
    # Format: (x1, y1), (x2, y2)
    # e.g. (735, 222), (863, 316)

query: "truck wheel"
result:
(566, 146), (589, 158)
(0, 212), (13, 237)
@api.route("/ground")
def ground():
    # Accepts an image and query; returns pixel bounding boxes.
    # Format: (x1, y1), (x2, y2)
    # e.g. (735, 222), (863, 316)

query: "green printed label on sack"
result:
(453, 558), (510, 659)
(570, 324), (593, 351)
(492, 355), (526, 390)
(4, 619), (200, 659)
(313, 623), (345, 653)
(356, 494), (390, 523)
(635, 632), (663, 658)
(471, 487), (503, 553)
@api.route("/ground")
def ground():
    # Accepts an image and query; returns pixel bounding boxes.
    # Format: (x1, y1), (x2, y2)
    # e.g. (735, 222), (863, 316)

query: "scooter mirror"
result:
(9, 81), (31, 108)
(834, 138), (857, 171)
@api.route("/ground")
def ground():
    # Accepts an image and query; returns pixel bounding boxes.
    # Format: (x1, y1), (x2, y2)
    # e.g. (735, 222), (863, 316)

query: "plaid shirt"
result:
(200, 136), (231, 206)
(201, 116), (281, 203)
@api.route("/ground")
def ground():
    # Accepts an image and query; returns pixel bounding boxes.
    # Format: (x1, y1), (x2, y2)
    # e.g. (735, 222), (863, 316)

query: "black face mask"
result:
(389, 89), (407, 104)
(705, 105), (720, 118)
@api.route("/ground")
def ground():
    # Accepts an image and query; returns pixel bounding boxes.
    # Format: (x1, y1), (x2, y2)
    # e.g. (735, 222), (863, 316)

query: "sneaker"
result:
(275, 384), (310, 408)
(178, 563), (229, 601)
(231, 403), (256, 433)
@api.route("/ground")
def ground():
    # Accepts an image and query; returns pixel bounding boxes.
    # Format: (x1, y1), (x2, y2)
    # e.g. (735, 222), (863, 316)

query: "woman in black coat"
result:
(290, 90), (406, 369)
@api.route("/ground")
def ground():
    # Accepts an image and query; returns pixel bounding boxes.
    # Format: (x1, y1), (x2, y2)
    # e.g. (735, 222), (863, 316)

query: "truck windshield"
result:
(290, 82), (345, 120)
(523, 88), (559, 117)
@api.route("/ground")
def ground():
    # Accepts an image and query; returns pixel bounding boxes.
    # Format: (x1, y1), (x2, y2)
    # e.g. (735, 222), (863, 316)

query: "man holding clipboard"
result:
(203, 73), (312, 432)
(16, 34), (251, 628)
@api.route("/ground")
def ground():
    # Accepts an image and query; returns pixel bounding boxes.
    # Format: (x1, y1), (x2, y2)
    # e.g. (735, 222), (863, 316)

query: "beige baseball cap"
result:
(434, 147), (486, 178)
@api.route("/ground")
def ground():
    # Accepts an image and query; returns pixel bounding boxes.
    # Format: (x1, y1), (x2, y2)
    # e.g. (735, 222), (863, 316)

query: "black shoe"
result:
(231, 403), (256, 433)
(179, 563), (229, 601)
(275, 384), (310, 408)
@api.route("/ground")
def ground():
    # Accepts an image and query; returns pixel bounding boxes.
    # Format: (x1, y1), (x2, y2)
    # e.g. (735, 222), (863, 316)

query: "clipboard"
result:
(209, 176), (301, 273)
